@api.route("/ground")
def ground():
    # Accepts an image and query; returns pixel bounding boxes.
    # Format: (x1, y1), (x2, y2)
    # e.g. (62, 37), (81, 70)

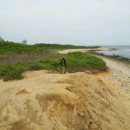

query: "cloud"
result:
(0, 0), (130, 45)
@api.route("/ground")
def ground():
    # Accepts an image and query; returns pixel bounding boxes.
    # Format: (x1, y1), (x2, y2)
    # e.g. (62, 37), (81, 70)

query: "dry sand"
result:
(58, 47), (112, 54)
(0, 49), (130, 130)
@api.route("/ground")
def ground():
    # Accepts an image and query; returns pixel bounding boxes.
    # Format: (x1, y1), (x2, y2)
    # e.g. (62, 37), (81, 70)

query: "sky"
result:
(0, 0), (130, 45)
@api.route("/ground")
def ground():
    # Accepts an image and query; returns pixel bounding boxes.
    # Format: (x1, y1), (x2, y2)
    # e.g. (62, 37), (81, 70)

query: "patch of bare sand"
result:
(0, 68), (130, 130)
(58, 47), (112, 54)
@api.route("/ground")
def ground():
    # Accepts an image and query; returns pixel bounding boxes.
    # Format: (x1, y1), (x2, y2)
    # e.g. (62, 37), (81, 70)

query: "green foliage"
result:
(85, 54), (106, 70)
(0, 65), (25, 81)
(0, 41), (49, 55)
(33, 43), (90, 50)
(3, 68), (24, 81)
(67, 51), (86, 59)
(0, 41), (106, 81)
(0, 60), (61, 81)
(0, 41), (100, 55)
(0, 65), (14, 77)
(28, 63), (44, 70)
(65, 52), (106, 72)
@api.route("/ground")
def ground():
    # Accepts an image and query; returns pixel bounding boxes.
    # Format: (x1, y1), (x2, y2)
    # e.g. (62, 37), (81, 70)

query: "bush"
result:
(66, 52), (106, 72)
(29, 63), (44, 70)
(0, 51), (107, 81)
(0, 65), (14, 78)
(3, 68), (25, 81)
(85, 54), (106, 70)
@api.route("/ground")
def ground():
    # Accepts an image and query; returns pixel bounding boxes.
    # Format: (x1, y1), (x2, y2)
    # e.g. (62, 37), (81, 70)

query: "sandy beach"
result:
(58, 47), (112, 54)
(0, 48), (130, 130)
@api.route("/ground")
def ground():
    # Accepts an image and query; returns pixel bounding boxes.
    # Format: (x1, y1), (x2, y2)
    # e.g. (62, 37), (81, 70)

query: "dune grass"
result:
(0, 52), (107, 81)
(0, 41), (106, 81)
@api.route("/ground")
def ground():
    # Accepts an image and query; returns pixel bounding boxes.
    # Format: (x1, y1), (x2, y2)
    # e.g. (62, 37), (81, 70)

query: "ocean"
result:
(94, 45), (130, 60)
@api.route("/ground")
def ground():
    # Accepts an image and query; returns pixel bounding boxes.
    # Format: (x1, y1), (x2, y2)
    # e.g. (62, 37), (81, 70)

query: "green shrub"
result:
(0, 44), (106, 81)
(0, 65), (14, 78)
(66, 52), (106, 72)
(85, 54), (106, 70)
(3, 68), (25, 81)
(29, 63), (44, 70)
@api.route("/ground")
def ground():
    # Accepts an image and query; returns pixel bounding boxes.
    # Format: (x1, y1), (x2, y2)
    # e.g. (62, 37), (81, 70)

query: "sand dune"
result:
(0, 50), (130, 130)
(0, 71), (130, 129)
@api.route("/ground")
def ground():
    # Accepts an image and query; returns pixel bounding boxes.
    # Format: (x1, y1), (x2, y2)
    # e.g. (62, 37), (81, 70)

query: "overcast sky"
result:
(0, 0), (130, 45)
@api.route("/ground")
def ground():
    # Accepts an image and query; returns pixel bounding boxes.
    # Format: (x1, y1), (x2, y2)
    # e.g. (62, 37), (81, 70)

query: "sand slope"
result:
(0, 69), (130, 130)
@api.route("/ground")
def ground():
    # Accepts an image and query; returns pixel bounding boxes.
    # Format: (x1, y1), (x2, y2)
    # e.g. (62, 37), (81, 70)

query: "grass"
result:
(0, 52), (107, 81)
(66, 52), (106, 72)
(0, 41), (100, 55)
(0, 41), (106, 81)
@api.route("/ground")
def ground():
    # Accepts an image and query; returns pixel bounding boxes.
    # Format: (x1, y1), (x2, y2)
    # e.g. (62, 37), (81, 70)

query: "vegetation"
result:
(0, 41), (106, 81)
(0, 41), (49, 55)
(0, 41), (100, 55)
(65, 52), (106, 72)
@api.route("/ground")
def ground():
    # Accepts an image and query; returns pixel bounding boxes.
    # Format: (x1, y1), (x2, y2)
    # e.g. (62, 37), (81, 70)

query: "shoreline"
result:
(91, 46), (130, 61)
(90, 51), (130, 63)
(91, 52), (130, 92)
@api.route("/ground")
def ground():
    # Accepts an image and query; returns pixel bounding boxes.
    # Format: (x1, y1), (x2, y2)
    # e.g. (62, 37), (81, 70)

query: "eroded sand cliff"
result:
(0, 69), (130, 130)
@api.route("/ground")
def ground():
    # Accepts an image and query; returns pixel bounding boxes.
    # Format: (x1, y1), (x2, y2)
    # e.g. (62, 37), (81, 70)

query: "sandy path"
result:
(96, 56), (130, 94)
(97, 56), (130, 77)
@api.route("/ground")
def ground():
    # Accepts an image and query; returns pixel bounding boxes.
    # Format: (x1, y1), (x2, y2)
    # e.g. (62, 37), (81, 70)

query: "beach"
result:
(58, 47), (113, 54)
(96, 55), (130, 92)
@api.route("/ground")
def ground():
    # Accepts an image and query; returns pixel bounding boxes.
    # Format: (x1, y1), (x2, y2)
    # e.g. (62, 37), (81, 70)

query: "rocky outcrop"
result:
(0, 70), (130, 130)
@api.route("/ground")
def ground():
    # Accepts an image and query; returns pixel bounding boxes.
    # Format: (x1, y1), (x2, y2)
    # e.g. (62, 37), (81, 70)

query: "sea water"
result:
(95, 45), (130, 60)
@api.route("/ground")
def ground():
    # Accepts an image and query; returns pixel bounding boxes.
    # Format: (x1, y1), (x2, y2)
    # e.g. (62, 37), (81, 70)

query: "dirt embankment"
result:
(0, 49), (130, 130)
(0, 69), (130, 130)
